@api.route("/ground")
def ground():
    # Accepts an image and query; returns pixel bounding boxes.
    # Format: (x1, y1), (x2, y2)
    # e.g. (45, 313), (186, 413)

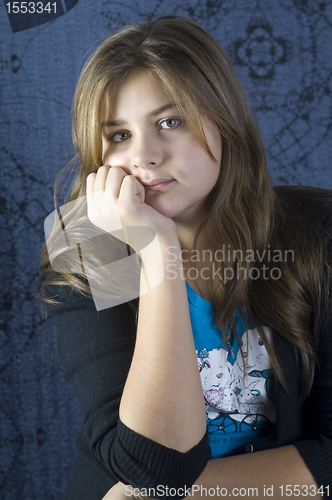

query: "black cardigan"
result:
(47, 187), (332, 500)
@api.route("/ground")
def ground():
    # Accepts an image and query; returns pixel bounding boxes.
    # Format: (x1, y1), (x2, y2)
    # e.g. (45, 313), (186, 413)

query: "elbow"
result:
(107, 420), (211, 498)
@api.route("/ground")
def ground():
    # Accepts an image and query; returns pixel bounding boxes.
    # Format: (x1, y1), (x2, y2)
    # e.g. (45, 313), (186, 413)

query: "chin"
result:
(145, 198), (182, 219)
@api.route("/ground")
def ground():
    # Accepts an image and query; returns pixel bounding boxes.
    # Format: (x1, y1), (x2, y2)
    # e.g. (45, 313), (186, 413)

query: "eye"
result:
(258, 338), (264, 346)
(109, 131), (131, 143)
(159, 117), (182, 129)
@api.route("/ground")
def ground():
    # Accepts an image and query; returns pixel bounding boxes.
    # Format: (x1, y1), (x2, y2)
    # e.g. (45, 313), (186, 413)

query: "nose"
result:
(130, 132), (163, 170)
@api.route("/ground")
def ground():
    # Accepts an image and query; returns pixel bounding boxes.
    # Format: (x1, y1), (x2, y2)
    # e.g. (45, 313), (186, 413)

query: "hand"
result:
(86, 166), (177, 249)
(101, 481), (153, 500)
(101, 481), (128, 500)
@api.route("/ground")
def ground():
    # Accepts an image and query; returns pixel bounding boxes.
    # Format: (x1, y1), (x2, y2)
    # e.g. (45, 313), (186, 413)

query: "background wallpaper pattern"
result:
(0, 0), (331, 498)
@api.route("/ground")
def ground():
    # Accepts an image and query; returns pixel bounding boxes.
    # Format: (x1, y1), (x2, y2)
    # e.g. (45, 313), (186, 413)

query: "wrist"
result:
(156, 230), (180, 250)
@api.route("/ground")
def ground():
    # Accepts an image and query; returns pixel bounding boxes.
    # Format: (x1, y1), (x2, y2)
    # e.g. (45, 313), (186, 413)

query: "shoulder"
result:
(45, 283), (138, 342)
(273, 186), (332, 255)
(274, 185), (332, 228)
(272, 186), (332, 319)
(45, 283), (138, 314)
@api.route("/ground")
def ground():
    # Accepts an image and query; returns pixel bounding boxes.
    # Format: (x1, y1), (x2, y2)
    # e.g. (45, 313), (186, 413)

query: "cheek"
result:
(192, 157), (220, 189)
(102, 151), (114, 166)
(101, 143), (122, 166)
(101, 138), (111, 164)
(184, 139), (221, 182)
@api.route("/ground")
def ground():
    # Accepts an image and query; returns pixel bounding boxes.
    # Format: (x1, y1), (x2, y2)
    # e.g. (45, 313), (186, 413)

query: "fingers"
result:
(86, 166), (146, 236)
(86, 171), (96, 197)
(105, 166), (127, 199)
(94, 165), (110, 192)
(89, 165), (129, 190)
(119, 175), (145, 205)
(87, 165), (126, 197)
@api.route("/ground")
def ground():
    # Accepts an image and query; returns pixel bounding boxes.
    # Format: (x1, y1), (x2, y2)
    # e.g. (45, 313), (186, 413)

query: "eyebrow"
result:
(101, 103), (178, 128)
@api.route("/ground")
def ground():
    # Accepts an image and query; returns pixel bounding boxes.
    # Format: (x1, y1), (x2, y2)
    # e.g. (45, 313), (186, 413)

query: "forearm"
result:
(192, 445), (320, 499)
(102, 445), (321, 500)
(119, 234), (206, 452)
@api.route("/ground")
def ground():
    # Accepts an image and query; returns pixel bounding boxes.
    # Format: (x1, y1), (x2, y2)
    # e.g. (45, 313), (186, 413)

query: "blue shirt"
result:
(186, 282), (276, 459)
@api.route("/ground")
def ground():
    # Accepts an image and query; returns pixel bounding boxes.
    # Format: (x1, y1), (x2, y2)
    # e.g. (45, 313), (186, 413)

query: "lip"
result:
(141, 179), (174, 191)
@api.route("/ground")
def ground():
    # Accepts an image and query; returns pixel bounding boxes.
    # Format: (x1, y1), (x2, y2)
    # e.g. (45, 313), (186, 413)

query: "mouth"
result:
(141, 179), (174, 191)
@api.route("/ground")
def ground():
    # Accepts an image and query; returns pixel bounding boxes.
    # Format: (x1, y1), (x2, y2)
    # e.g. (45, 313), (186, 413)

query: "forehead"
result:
(100, 70), (173, 121)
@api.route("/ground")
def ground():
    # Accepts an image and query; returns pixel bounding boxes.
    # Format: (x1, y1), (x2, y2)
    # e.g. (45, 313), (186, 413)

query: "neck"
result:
(173, 220), (197, 252)
(173, 216), (217, 301)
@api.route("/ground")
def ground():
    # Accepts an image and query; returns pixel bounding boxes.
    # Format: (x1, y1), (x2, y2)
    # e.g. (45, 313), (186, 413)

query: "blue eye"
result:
(109, 131), (131, 143)
(159, 118), (182, 129)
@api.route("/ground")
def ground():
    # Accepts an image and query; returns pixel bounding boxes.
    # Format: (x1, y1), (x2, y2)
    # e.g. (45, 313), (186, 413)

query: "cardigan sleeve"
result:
(46, 284), (210, 499)
(293, 309), (332, 490)
(294, 298), (332, 489)
(294, 197), (332, 491)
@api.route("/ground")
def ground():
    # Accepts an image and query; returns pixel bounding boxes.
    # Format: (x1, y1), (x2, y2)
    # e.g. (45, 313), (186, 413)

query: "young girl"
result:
(39, 15), (332, 500)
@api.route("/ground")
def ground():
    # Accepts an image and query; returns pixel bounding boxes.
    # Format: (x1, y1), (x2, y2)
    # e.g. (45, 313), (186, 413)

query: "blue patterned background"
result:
(0, 1), (331, 498)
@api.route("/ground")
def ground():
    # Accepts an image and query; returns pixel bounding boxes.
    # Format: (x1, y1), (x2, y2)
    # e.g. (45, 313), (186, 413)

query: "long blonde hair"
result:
(39, 15), (332, 397)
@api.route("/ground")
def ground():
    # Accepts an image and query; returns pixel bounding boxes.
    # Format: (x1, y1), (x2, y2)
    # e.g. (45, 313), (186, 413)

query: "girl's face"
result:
(100, 70), (222, 225)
